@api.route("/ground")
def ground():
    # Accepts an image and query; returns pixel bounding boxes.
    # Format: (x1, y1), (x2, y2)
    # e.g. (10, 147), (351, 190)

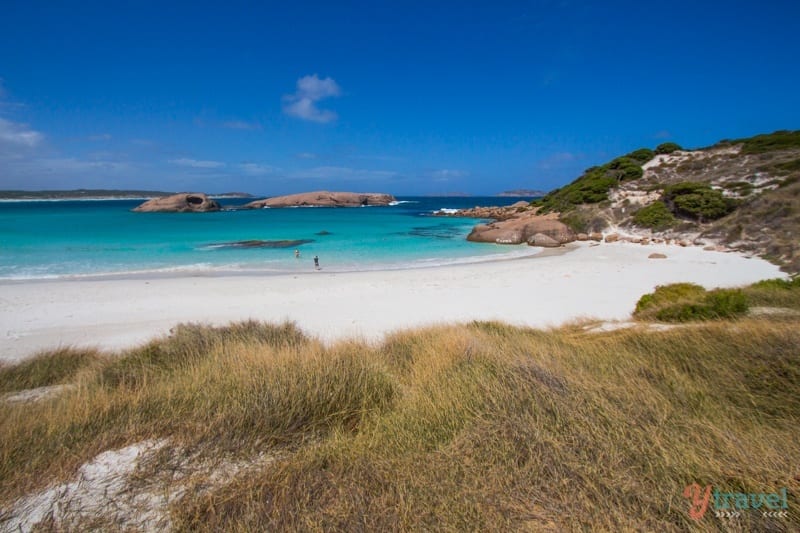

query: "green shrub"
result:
(750, 277), (800, 290)
(662, 182), (739, 222)
(743, 277), (800, 309)
(738, 130), (800, 154)
(635, 285), (749, 322)
(626, 148), (656, 165)
(656, 289), (748, 322)
(632, 201), (676, 230)
(705, 288), (749, 316)
(655, 142), (682, 154)
(634, 283), (706, 315)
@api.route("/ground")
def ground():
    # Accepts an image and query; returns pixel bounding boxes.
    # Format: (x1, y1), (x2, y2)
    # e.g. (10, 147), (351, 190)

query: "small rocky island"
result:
(132, 193), (221, 213)
(245, 191), (396, 208)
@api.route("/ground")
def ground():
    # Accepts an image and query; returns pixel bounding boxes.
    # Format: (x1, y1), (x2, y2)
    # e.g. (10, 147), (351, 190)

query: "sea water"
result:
(0, 197), (540, 279)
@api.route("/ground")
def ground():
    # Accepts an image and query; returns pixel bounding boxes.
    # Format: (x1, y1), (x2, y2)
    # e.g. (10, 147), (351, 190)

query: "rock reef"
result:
(246, 191), (396, 208)
(205, 239), (314, 249)
(132, 193), (221, 213)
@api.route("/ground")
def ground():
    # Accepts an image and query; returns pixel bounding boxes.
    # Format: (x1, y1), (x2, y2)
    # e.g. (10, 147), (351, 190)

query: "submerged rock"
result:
(133, 193), (221, 213)
(205, 239), (314, 249)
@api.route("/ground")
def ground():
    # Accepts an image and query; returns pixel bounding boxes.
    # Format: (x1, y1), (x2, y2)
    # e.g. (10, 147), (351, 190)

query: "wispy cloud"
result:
(0, 117), (44, 148)
(87, 133), (112, 141)
(431, 169), (468, 181)
(169, 157), (226, 169)
(292, 166), (397, 181)
(654, 130), (672, 139)
(222, 120), (261, 130)
(238, 162), (276, 176)
(38, 157), (132, 173)
(296, 152), (318, 160)
(283, 74), (341, 123)
(536, 151), (582, 170)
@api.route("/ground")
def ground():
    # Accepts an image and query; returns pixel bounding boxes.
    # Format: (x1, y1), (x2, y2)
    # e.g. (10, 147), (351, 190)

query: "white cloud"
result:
(238, 163), (276, 176)
(169, 157), (226, 169)
(283, 74), (341, 123)
(296, 152), (318, 159)
(88, 133), (112, 141)
(0, 117), (44, 148)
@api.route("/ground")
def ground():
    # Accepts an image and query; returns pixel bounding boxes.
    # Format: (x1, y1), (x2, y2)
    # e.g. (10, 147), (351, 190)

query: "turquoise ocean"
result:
(0, 197), (540, 279)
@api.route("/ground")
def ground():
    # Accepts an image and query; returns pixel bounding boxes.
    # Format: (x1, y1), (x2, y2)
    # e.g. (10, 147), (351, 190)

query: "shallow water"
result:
(0, 197), (539, 279)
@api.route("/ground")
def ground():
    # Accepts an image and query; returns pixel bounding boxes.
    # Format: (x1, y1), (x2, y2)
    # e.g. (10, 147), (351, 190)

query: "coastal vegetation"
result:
(736, 129), (800, 154)
(661, 182), (739, 222)
(655, 142), (682, 154)
(632, 200), (677, 230)
(634, 277), (800, 322)
(1, 281), (798, 531)
(533, 148), (654, 213)
(526, 129), (800, 273)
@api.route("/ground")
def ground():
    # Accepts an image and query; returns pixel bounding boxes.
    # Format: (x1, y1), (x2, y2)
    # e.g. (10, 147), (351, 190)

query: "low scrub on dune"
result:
(636, 278), (800, 322)
(1, 304), (799, 530)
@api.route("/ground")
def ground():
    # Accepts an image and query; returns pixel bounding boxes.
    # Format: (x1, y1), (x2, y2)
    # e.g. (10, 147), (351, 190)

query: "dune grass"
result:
(0, 346), (104, 394)
(1, 314), (798, 530)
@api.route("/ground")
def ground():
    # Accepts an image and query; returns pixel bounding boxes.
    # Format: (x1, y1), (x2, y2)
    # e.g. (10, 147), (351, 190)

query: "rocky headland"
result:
(445, 130), (800, 271)
(132, 193), (221, 213)
(245, 191), (396, 208)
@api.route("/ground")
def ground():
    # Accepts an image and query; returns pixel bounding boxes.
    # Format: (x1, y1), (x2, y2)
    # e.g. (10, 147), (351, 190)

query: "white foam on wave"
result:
(388, 200), (417, 206)
(433, 208), (460, 215)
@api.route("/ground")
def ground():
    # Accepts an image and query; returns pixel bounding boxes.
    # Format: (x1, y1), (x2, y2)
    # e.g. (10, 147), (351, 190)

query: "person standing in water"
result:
(313, 255), (320, 270)
(294, 249), (300, 258)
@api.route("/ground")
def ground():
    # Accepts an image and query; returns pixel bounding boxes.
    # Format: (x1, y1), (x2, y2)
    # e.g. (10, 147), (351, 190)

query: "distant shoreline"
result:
(0, 190), (253, 201)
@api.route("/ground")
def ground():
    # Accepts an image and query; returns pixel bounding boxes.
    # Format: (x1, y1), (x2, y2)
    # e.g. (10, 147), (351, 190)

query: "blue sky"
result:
(1, 1), (799, 196)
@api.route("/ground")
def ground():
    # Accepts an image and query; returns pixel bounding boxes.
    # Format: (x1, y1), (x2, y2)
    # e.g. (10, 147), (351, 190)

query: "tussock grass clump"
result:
(2, 313), (799, 531)
(0, 347), (104, 394)
(97, 320), (309, 388)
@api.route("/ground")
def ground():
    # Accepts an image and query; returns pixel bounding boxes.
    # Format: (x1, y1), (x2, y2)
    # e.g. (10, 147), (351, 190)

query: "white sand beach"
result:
(0, 242), (786, 362)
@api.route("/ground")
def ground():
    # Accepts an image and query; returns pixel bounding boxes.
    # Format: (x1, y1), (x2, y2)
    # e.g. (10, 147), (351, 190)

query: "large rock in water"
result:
(245, 191), (396, 208)
(133, 193), (221, 213)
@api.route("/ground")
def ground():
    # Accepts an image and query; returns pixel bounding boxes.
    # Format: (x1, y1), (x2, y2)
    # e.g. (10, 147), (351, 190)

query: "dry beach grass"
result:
(1, 282), (799, 531)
